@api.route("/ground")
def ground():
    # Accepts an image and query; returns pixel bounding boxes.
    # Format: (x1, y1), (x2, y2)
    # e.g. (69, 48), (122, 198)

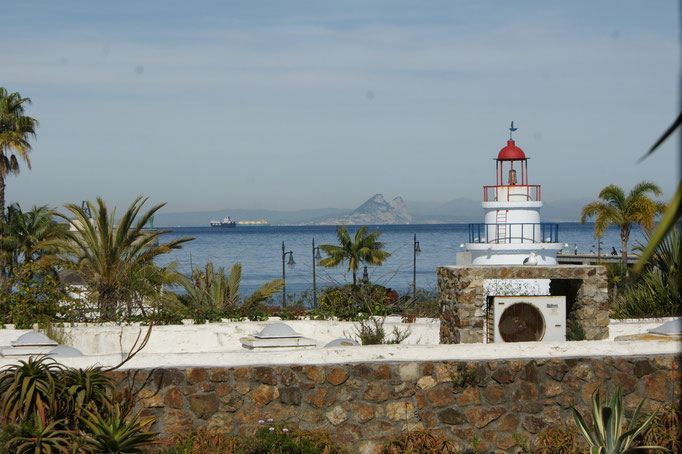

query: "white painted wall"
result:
(0, 318), (677, 370)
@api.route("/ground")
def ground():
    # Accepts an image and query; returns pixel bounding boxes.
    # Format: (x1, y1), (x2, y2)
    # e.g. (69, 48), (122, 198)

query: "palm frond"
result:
(639, 111), (682, 162)
(634, 181), (682, 275)
(598, 185), (626, 208)
(243, 278), (284, 307)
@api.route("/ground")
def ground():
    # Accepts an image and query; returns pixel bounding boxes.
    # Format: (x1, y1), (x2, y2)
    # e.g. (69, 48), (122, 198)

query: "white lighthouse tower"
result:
(463, 124), (563, 265)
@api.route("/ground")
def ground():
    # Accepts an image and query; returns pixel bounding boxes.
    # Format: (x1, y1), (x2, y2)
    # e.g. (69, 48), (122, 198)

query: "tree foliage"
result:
(319, 225), (391, 285)
(581, 181), (665, 268)
(43, 196), (193, 321)
(0, 204), (66, 278)
(0, 261), (77, 328)
(170, 261), (283, 321)
(0, 88), (37, 218)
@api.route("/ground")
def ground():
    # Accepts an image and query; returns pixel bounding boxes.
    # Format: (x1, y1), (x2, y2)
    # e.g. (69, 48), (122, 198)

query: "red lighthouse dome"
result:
(497, 140), (526, 161)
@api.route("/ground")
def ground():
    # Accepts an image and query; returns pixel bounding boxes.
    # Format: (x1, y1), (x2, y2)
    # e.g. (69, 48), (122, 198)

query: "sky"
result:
(1, 1), (679, 213)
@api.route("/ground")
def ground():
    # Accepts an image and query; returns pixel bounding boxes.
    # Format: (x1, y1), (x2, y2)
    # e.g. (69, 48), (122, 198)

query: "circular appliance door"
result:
(498, 302), (546, 342)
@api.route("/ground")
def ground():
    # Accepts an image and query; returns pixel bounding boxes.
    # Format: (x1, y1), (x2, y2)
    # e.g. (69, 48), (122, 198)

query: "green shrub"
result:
(566, 321), (586, 341)
(318, 284), (391, 320)
(351, 317), (411, 345)
(637, 404), (681, 453)
(613, 227), (681, 318)
(0, 262), (74, 328)
(166, 425), (345, 454)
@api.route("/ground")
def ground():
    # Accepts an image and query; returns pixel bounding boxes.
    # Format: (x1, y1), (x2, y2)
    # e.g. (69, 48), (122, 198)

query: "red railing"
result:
(483, 185), (541, 202)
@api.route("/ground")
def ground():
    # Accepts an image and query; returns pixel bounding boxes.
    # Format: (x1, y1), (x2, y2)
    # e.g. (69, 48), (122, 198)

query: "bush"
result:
(637, 404), (681, 453)
(0, 262), (75, 328)
(384, 430), (459, 453)
(351, 317), (411, 345)
(565, 321), (586, 341)
(165, 425), (345, 454)
(318, 284), (393, 320)
(613, 227), (681, 318)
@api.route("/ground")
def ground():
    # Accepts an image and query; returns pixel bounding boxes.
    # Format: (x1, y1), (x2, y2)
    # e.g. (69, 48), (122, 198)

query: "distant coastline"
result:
(154, 193), (587, 228)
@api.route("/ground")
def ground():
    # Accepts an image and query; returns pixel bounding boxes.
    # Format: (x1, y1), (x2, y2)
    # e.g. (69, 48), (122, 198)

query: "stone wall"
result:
(437, 265), (610, 344)
(114, 355), (680, 453)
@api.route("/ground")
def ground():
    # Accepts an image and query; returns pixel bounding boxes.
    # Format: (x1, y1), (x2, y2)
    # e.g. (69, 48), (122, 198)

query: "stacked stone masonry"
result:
(115, 355), (680, 453)
(437, 265), (610, 344)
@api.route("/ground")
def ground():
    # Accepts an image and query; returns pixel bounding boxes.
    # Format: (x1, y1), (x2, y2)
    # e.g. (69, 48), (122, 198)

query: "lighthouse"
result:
(463, 124), (563, 265)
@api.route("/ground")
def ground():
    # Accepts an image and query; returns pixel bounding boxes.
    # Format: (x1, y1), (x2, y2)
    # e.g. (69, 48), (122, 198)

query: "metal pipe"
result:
(281, 241), (286, 306)
(312, 238), (317, 308)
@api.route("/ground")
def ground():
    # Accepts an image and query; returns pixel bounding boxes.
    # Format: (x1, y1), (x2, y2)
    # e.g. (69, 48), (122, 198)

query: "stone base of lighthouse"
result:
(437, 265), (610, 344)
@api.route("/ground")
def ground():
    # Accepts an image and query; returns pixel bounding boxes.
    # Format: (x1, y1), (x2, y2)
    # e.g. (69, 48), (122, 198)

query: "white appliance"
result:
(492, 296), (566, 342)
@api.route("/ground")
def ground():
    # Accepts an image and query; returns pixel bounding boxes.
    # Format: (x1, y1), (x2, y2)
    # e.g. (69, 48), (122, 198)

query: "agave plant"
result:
(0, 356), (65, 426)
(8, 419), (72, 454)
(80, 405), (159, 453)
(572, 387), (668, 453)
(62, 366), (115, 421)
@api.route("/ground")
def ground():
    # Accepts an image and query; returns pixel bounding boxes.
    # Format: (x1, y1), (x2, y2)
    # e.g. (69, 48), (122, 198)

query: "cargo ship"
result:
(236, 220), (269, 227)
(209, 216), (236, 228)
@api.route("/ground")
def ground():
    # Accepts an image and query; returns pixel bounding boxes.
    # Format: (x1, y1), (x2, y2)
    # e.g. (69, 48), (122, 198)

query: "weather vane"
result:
(509, 121), (518, 140)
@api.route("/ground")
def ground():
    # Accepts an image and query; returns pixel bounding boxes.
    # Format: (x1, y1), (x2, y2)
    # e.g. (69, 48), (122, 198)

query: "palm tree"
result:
(581, 182), (666, 268)
(0, 204), (66, 264)
(43, 196), (193, 321)
(0, 88), (38, 218)
(171, 261), (284, 316)
(319, 225), (391, 286)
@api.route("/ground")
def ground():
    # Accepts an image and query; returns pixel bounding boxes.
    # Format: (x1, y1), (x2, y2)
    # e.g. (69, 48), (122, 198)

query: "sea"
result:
(154, 223), (645, 302)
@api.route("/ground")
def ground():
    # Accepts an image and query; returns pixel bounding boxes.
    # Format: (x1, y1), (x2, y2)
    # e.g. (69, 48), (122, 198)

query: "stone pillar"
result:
(438, 265), (609, 344)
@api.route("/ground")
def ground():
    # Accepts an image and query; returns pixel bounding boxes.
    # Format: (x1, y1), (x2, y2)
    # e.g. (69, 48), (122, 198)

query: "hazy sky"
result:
(2, 1), (679, 213)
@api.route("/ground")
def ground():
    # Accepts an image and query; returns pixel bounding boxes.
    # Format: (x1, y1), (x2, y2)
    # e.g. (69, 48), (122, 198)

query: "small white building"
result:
(462, 126), (563, 265)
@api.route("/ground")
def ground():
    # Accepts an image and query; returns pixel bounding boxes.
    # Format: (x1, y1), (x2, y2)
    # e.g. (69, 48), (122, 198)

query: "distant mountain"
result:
(154, 195), (586, 227)
(154, 207), (348, 227)
(540, 197), (592, 222)
(317, 194), (412, 225)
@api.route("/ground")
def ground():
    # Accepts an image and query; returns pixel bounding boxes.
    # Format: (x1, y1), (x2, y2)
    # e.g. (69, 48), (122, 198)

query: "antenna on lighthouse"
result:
(509, 121), (518, 140)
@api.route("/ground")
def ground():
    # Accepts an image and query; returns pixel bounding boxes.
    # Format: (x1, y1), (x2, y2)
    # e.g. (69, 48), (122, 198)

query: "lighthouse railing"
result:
(483, 185), (541, 202)
(468, 222), (559, 244)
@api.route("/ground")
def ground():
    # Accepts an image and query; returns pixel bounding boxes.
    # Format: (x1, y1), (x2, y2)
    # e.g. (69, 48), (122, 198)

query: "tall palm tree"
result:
(0, 88), (38, 217)
(43, 196), (193, 321)
(0, 204), (66, 281)
(319, 225), (391, 286)
(581, 181), (666, 268)
(0, 204), (65, 263)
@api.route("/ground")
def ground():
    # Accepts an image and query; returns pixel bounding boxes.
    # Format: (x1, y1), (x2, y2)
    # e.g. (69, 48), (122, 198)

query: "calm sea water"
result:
(154, 223), (643, 298)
